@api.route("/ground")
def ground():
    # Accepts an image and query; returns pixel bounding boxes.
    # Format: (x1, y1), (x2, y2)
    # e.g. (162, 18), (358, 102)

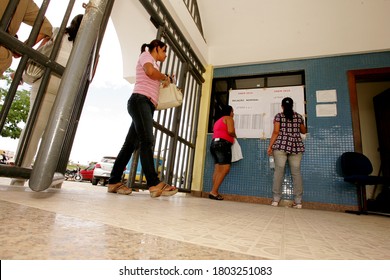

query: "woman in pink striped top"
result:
(107, 39), (177, 198)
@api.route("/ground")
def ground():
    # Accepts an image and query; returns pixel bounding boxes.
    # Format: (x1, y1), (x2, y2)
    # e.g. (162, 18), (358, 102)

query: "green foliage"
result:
(0, 69), (30, 139)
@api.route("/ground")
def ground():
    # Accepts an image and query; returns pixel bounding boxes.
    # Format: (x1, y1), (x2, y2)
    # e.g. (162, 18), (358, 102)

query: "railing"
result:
(140, 0), (205, 83)
(0, 0), (113, 191)
(182, 0), (204, 37)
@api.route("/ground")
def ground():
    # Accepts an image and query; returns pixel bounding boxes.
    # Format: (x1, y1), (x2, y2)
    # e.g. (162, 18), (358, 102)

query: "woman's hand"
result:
(267, 147), (273, 156)
(161, 74), (171, 88)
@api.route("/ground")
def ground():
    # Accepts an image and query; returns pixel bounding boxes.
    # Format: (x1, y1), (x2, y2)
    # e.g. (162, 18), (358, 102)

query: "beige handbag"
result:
(23, 28), (59, 84)
(157, 84), (183, 110)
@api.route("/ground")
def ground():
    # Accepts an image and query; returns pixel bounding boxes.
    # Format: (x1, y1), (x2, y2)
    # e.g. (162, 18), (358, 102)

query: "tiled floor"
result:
(1, 177), (390, 260)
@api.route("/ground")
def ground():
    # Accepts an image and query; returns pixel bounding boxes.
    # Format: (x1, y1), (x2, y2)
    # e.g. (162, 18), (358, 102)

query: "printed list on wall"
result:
(229, 86), (305, 139)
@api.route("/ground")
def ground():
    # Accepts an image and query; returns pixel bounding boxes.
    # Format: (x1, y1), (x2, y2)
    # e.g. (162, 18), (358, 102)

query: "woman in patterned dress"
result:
(267, 97), (307, 208)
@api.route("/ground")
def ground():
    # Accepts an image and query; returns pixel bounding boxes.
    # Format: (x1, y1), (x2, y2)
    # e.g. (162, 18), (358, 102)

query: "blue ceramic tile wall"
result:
(203, 51), (390, 206)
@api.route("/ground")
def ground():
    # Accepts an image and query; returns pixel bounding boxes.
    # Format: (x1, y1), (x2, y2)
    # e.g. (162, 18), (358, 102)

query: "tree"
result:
(0, 69), (30, 139)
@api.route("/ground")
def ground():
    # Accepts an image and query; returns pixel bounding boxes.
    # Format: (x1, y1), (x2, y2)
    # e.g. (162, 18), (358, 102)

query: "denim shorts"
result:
(210, 138), (232, 164)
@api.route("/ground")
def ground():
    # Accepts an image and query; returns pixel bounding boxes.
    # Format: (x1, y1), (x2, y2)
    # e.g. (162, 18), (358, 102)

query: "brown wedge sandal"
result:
(116, 185), (132, 195)
(149, 183), (178, 198)
(149, 186), (163, 198)
(107, 182), (132, 195)
(161, 184), (178, 196)
(107, 182), (123, 193)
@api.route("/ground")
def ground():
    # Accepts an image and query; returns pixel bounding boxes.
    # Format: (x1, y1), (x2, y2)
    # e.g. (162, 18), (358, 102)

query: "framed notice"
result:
(228, 86), (305, 138)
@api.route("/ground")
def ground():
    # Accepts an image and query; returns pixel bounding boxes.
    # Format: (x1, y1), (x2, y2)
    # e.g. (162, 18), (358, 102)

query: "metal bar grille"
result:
(130, 0), (205, 192)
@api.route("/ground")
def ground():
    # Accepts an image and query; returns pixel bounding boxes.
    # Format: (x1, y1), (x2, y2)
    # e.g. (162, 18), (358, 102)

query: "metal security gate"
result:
(0, 0), (112, 190)
(128, 0), (205, 192)
(1, 0), (204, 193)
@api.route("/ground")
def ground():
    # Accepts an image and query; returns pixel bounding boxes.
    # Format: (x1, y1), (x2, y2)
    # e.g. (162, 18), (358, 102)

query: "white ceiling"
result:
(111, 0), (390, 81)
(195, 0), (390, 67)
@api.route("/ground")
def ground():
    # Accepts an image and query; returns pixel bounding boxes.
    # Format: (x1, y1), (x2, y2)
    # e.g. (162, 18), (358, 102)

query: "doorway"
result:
(347, 67), (390, 198)
(374, 89), (390, 177)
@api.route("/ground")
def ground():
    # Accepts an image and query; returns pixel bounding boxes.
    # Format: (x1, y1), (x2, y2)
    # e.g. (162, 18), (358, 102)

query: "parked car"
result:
(80, 164), (95, 182)
(92, 156), (116, 186)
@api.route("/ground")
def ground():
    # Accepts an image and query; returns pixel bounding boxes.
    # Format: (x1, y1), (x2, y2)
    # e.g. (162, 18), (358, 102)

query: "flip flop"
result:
(209, 193), (224, 200)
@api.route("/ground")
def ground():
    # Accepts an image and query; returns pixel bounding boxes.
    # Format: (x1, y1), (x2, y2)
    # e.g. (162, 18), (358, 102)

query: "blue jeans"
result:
(108, 93), (160, 187)
(272, 150), (303, 204)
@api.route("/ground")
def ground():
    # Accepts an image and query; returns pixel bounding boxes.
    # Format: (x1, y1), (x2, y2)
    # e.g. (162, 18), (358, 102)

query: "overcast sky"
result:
(0, 0), (135, 165)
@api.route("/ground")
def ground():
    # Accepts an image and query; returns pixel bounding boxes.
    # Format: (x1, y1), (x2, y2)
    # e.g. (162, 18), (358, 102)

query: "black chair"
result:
(339, 152), (390, 215)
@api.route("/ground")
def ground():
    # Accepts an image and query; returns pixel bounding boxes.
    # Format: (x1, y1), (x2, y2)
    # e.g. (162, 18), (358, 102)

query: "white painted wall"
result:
(111, 0), (156, 83)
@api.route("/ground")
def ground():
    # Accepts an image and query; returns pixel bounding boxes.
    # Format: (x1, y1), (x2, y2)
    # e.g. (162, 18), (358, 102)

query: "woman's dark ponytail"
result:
(141, 43), (149, 53)
(282, 97), (294, 121)
(140, 39), (166, 54)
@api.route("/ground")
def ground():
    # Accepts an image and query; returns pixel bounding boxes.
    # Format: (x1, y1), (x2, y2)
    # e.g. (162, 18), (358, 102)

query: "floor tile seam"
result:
(330, 244), (390, 256)
(279, 208), (294, 259)
(285, 212), (346, 256)
(245, 207), (290, 259)
(285, 212), (337, 236)
(304, 239), (344, 259)
(304, 232), (389, 258)
(282, 212), (340, 257)
(326, 241), (390, 259)
(334, 235), (386, 247)
(328, 231), (381, 247)
(243, 213), (286, 257)
(288, 242), (342, 259)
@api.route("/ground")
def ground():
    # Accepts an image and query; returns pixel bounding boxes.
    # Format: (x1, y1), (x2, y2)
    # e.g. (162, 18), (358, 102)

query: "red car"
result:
(80, 164), (95, 182)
